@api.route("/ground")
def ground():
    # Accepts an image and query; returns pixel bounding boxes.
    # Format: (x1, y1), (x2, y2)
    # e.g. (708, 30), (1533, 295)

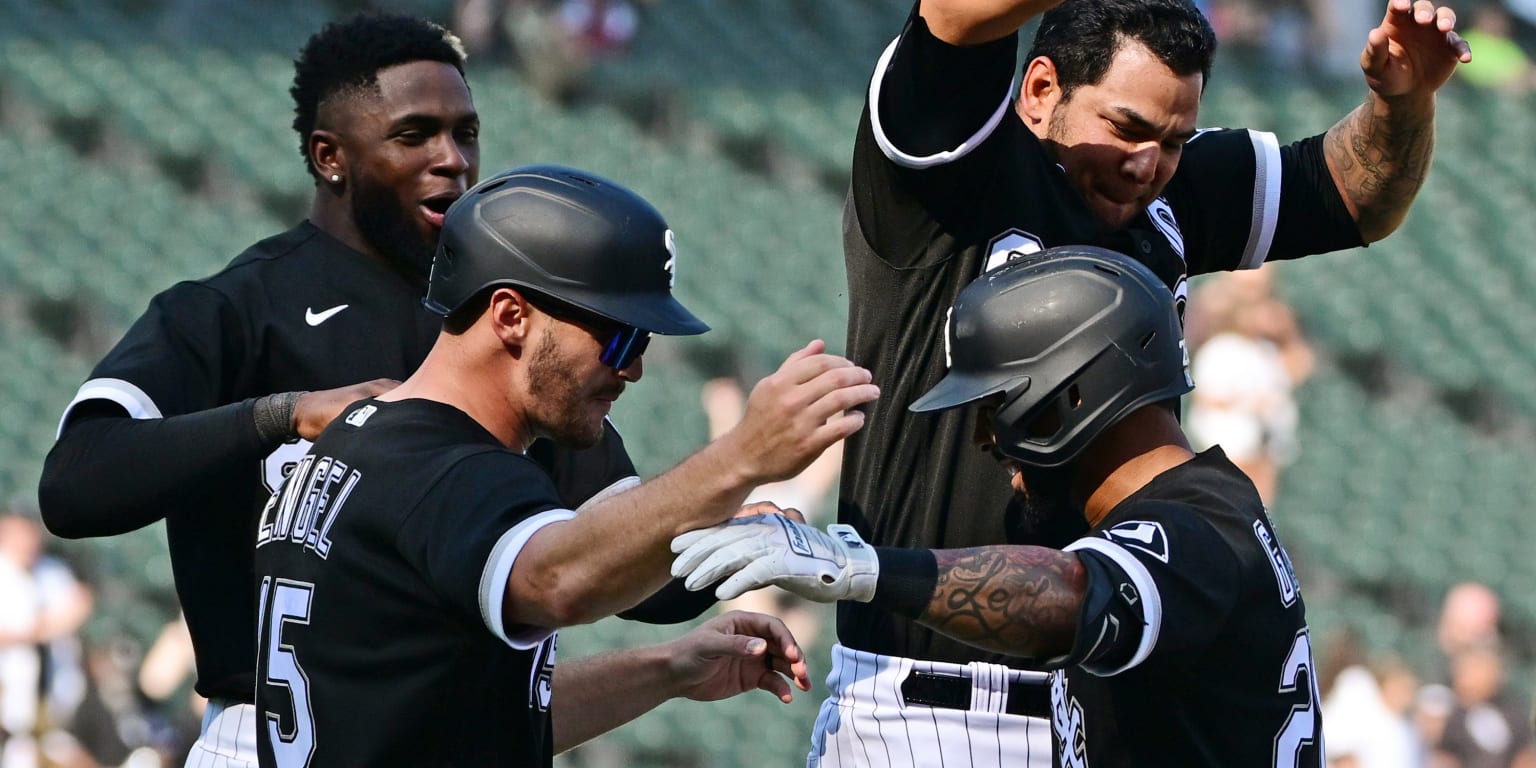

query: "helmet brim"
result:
(909, 370), (1029, 413)
(563, 289), (710, 336)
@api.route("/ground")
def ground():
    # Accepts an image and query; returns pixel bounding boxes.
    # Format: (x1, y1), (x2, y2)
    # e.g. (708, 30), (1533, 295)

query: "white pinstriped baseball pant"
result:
(807, 644), (1053, 768)
(183, 698), (258, 768)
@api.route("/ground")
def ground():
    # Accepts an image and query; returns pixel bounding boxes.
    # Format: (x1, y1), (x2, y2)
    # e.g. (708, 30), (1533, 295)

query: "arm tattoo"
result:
(920, 546), (1087, 658)
(1325, 91), (1435, 241)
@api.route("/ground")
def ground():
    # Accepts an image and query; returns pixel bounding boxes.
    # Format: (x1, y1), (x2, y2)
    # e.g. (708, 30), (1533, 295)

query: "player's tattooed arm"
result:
(917, 546), (1086, 658)
(1323, 91), (1435, 243)
(1325, 0), (1470, 242)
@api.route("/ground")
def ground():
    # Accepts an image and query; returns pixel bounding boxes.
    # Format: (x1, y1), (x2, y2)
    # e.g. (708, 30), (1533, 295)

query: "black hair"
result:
(290, 13), (468, 181)
(1026, 0), (1217, 98)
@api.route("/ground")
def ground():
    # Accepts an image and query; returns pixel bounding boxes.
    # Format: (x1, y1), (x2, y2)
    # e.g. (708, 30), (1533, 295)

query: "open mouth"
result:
(420, 194), (458, 227)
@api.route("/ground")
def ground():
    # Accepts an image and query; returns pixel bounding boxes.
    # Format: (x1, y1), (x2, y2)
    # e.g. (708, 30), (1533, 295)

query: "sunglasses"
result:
(526, 293), (651, 371)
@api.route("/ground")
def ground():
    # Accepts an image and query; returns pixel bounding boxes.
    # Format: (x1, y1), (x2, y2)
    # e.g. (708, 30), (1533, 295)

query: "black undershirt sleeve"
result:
(1271, 133), (1364, 260)
(38, 399), (272, 538)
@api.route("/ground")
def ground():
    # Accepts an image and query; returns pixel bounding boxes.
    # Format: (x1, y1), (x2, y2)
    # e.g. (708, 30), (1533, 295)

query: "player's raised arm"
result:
(505, 340), (878, 629)
(919, 0), (1067, 45)
(1323, 0), (1472, 242)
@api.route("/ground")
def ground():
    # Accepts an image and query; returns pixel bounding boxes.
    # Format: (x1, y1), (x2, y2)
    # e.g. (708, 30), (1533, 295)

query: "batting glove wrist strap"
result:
(670, 515), (880, 603)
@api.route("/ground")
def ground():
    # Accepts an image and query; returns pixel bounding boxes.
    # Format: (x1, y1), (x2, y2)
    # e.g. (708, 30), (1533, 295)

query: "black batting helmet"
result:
(424, 164), (709, 336)
(909, 245), (1192, 467)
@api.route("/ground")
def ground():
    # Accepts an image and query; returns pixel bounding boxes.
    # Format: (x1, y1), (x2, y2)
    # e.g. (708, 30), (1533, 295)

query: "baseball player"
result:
(252, 164), (876, 767)
(36, 15), (703, 767)
(833, 0), (1468, 761)
(675, 246), (1324, 766)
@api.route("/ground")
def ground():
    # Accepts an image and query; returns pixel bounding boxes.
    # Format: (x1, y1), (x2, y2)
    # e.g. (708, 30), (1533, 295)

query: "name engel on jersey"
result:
(256, 453), (361, 558)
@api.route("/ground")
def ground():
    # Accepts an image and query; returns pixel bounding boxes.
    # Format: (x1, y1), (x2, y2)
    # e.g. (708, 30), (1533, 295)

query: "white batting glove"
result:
(670, 515), (880, 603)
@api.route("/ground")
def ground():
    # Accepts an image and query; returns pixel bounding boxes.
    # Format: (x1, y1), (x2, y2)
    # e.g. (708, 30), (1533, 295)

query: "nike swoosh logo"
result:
(305, 304), (349, 326)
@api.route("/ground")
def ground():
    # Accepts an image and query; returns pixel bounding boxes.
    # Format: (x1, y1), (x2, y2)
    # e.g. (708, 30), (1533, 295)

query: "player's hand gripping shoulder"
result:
(719, 340), (878, 486)
(671, 515), (880, 602)
(1363, 0), (1472, 99)
(292, 378), (400, 439)
(663, 610), (813, 704)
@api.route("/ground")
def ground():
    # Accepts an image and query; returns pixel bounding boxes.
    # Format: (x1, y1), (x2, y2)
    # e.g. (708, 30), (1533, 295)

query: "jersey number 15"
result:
(258, 577), (318, 768)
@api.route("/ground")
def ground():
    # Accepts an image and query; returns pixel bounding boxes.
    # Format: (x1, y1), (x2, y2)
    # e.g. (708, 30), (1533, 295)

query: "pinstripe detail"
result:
(185, 699), (258, 768)
(808, 645), (1052, 767)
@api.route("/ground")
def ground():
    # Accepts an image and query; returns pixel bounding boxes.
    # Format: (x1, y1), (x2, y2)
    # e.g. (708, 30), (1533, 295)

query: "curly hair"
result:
(1027, 0), (1217, 98)
(290, 13), (468, 181)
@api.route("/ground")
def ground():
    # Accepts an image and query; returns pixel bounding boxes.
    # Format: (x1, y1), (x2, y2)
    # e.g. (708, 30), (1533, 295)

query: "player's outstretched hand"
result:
(1362, 0), (1472, 99)
(666, 610), (812, 704)
(724, 340), (878, 486)
(293, 378), (400, 439)
(672, 515), (880, 603)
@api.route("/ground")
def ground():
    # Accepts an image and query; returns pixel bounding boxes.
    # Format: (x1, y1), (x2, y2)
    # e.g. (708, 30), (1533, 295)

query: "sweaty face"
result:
(526, 322), (631, 449)
(1036, 41), (1202, 230)
(335, 61), (480, 279)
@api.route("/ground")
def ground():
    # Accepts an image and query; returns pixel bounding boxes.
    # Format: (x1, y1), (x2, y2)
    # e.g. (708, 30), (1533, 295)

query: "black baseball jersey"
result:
(254, 398), (568, 768)
(837, 9), (1362, 666)
(1049, 448), (1322, 766)
(58, 222), (633, 702)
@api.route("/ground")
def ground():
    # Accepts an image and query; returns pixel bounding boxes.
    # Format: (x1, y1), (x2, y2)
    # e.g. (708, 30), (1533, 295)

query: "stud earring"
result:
(330, 174), (341, 183)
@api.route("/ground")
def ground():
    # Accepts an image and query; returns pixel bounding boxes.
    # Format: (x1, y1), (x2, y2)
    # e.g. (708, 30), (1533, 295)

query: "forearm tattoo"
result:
(921, 546), (1087, 658)
(1326, 91), (1435, 239)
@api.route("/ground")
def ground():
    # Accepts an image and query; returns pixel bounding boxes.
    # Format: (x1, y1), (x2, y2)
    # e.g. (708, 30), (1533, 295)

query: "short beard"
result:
(527, 326), (606, 449)
(351, 177), (434, 282)
(1003, 460), (1087, 547)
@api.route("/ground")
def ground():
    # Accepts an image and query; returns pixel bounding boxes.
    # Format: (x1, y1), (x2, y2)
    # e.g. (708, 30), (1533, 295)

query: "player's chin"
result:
(1092, 199), (1142, 231)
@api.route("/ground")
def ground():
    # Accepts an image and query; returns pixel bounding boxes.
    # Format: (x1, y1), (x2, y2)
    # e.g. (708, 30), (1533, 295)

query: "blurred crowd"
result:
(1320, 582), (1536, 768)
(0, 508), (197, 768)
(1185, 266), (1536, 767)
(1201, 0), (1536, 91)
(452, 0), (652, 101)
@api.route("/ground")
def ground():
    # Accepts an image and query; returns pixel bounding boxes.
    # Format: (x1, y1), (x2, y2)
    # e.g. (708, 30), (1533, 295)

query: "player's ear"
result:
(487, 288), (534, 354)
(308, 130), (346, 189)
(1017, 56), (1061, 130)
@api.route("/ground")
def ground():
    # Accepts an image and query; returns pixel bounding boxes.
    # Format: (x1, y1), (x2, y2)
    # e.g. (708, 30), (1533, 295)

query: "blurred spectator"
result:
(1439, 582), (1504, 662)
(1185, 268), (1315, 505)
(459, 0), (650, 102)
(1433, 641), (1536, 768)
(1202, 0), (1352, 76)
(453, 0), (534, 58)
(701, 376), (841, 648)
(1324, 657), (1425, 768)
(1457, 4), (1536, 93)
(0, 511), (43, 768)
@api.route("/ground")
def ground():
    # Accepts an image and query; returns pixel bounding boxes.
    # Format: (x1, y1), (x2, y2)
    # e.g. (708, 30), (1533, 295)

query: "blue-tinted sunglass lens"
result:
(601, 327), (650, 370)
